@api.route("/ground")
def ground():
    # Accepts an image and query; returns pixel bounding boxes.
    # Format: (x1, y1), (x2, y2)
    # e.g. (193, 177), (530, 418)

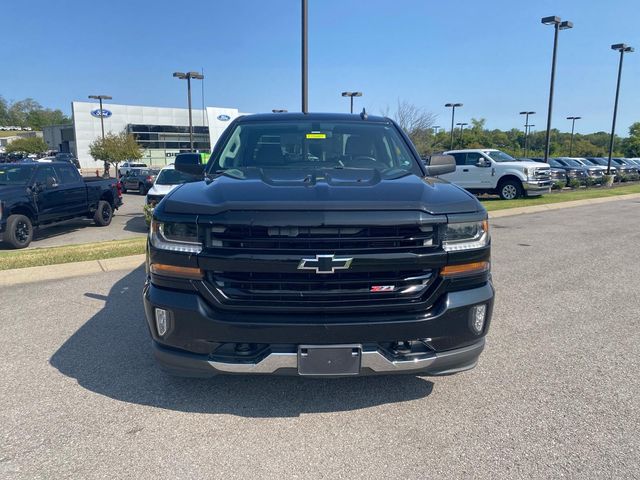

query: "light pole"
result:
(88, 95), (112, 177)
(566, 116), (581, 156)
(301, 0), (308, 113)
(525, 125), (535, 156)
(541, 16), (573, 163)
(173, 71), (204, 152)
(341, 92), (363, 114)
(607, 43), (634, 174)
(519, 111), (535, 157)
(445, 103), (463, 149)
(456, 122), (468, 147)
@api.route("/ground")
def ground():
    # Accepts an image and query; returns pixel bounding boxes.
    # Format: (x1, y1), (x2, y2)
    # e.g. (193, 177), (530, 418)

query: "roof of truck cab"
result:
(235, 112), (391, 123)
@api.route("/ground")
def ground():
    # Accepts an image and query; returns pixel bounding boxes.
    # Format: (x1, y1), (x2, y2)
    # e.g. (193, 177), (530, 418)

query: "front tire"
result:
(94, 200), (113, 226)
(498, 179), (523, 200)
(5, 214), (33, 249)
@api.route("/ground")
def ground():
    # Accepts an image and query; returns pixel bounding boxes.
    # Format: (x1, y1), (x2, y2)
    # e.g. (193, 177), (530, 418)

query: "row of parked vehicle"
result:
(522, 156), (640, 185)
(0, 126), (33, 131)
(434, 149), (639, 200)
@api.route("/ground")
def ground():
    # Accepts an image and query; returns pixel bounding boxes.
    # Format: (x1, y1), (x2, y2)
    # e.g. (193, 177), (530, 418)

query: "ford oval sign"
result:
(217, 114), (231, 121)
(91, 109), (112, 118)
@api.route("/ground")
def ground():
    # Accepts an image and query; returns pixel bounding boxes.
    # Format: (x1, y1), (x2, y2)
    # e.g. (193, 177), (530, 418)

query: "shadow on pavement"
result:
(50, 266), (433, 417)
(123, 215), (148, 234)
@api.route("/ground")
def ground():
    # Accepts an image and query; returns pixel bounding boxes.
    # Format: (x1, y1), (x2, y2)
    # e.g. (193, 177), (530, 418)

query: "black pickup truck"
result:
(144, 113), (494, 377)
(0, 162), (122, 248)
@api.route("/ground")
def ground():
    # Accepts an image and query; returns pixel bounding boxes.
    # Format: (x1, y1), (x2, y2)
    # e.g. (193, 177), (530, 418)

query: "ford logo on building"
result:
(91, 109), (112, 118)
(217, 114), (231, 121)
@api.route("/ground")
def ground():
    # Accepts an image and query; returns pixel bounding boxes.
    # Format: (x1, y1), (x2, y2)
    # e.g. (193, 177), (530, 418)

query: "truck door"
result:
(32, 165), (63, 222)
(53, 163), (87, 217)
(463, 152), (495, 189)
(438, 153), (469, 187)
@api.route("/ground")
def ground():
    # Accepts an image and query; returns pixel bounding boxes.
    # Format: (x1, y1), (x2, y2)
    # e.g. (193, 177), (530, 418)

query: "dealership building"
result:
(43, 101), (246, 169)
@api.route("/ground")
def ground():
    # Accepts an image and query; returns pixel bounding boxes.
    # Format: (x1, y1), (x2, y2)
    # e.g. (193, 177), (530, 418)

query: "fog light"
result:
(471, 304), (487, 334)
(155, 308), (169, 336)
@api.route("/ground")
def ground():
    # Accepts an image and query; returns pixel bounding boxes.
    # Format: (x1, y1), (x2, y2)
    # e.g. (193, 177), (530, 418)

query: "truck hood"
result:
(506, 161), (549, 169)
(161, 169), (482, 216)
(148, 183), (180, 196)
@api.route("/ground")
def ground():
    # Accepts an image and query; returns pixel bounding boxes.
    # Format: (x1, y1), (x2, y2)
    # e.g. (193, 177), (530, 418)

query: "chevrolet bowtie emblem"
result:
(297, 254), (353, 274)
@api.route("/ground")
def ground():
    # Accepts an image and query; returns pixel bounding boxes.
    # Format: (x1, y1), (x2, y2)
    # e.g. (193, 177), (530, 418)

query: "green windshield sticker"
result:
(306, 132), (326, 139)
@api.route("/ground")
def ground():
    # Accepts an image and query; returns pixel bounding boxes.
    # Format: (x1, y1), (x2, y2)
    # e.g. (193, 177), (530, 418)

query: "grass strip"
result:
(481, 184), (640, 211)
(0, 237), (146, 271)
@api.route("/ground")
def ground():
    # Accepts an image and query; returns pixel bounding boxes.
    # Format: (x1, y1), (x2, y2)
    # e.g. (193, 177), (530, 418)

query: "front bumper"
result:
(523, 179), (551, 196)
(152, 337), (486, 377)
(143, 280), (494, 377)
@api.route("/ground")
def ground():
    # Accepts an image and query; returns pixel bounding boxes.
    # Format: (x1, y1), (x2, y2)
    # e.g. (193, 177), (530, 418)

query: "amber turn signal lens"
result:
(441, 261), (490, 278)
(150, 263), (204, 279)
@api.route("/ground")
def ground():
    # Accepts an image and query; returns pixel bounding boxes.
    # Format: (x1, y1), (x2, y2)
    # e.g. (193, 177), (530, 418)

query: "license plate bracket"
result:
(298, 344), (362, 376)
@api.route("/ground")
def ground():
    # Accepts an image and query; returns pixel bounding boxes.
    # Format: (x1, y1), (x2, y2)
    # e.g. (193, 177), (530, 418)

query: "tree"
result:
(5, 136), (49, 154)
(0, 96), (9, 125)
(89, 130), (142, 177)
(27, 109), (71, 130)
(0, 97), (71, 129)
(622, 122), (640, 157)
(383, 100), (437, 156)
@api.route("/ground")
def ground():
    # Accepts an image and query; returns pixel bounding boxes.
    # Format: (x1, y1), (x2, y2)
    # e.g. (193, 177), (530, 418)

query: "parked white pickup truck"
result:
(440, 149), (552, 200)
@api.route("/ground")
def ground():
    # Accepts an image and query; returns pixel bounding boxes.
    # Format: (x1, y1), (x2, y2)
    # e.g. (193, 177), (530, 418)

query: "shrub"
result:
(584, 177), (595, 188)
(568, 178), (582, 189)
(551, 180), (565, 190)
(618, 173), (629, 183)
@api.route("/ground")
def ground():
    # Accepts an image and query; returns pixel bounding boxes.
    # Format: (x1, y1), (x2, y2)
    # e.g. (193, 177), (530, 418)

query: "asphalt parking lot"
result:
(1, 199), (639, 478)
(0, 192), (147, 250)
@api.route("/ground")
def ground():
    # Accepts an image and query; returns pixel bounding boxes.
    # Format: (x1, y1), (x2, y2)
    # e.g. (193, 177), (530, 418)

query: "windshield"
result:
(208, 120), (421, 177)
(562, 158), (583, 167)
(0, 165), (35, 185)
(156, 169), (199, 185)
(485, 150), (516, 162)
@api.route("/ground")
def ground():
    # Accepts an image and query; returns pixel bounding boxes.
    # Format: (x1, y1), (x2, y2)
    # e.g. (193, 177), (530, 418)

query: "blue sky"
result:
(3, 0), (639, 135)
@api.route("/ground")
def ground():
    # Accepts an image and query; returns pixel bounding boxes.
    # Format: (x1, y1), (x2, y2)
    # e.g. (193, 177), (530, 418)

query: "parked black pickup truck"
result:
(144, 113), (494, 377)
(0, 162), (122, 248)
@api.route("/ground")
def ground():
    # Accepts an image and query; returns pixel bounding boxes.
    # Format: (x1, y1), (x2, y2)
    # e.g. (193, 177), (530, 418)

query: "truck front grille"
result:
(208, 269), (437, 309)
(207, 224), (435, 253)
(533, 168), (551, 180)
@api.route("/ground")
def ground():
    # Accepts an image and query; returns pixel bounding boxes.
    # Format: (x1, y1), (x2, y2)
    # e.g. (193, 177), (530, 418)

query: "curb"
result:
(488, 192), (640, 218)
(0, 254), (145, 287)
(1, 192), (639, 287)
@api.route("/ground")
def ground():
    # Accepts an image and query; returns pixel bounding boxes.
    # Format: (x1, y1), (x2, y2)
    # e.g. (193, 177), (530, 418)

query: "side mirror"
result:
(175, 153), (205, 176)
(476, 158), (491, 167)
(424, 154), (456, 176)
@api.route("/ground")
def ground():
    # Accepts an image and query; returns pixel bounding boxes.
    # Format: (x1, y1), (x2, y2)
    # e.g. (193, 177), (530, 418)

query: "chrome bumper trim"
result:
(207, 339), (485, 374)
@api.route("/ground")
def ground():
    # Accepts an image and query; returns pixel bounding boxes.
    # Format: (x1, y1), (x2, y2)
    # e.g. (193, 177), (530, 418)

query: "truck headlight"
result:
(149, 219), (202, 253)
(443, 220), (489, 252)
